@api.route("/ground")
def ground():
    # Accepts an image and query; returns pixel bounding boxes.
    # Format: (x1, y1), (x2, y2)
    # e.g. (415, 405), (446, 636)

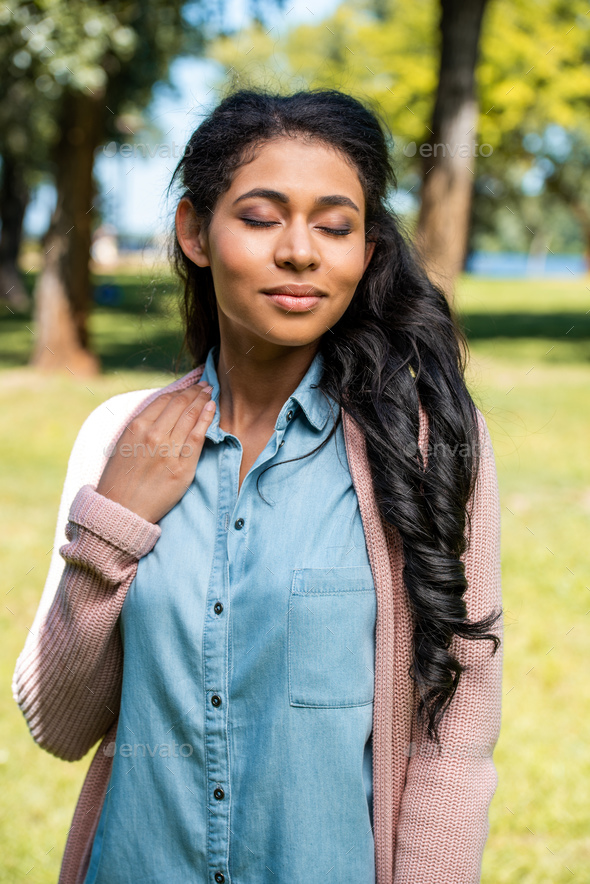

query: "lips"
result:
(261, 284), (327, 298)
(261, 284), (327, 313)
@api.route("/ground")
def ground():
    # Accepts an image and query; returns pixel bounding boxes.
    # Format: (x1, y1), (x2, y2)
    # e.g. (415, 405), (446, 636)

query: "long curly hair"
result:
(168, 86), (502, 746)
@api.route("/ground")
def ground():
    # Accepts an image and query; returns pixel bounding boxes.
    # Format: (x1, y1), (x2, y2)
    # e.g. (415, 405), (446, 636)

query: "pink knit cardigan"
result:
(12, 363), (503, 884)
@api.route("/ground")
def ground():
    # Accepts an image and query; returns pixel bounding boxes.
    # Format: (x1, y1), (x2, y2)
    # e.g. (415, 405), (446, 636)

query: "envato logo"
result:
(403, 141), (493, 158)
(402, 440), (496, 459)
(103, 740), (194, 758)
(103, 441), (195, 459)
(102, 141), (192, 159)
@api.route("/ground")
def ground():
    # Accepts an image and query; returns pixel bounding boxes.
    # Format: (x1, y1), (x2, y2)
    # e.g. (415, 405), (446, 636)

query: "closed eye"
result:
(241, 218), (352, 236)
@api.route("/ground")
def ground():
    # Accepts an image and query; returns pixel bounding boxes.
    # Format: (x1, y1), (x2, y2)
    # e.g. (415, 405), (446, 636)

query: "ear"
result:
(362, 239), (376, 274)
(175, 197), (210, 268)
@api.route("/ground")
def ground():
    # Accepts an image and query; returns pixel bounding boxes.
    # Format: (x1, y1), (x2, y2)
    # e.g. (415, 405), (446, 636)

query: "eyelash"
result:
(241, 218), (352, 236)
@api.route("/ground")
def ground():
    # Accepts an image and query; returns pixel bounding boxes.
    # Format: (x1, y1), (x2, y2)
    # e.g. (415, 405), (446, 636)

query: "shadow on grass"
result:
(94, 322), (192, 375)
(459, 312), (590, 340)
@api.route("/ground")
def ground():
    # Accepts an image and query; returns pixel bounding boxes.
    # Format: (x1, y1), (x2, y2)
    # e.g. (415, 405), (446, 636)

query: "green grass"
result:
(1, 271), (589, 882)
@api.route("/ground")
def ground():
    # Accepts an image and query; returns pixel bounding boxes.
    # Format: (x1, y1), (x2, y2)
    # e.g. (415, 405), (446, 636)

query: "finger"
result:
(152, 384), (214, 447)
(130, 381), (210, 433)
(181, 397), (217, 463)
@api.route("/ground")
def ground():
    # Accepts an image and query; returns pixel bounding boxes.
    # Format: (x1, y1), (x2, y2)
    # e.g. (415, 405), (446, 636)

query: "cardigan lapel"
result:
(342, 407), (425, 884)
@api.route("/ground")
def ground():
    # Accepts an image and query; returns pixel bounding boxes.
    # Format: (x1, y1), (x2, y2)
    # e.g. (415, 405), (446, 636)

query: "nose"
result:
(273, 216), (321, 271)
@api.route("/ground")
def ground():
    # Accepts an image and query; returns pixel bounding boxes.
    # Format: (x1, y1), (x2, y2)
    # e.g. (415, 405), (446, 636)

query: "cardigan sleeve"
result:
(12, 483), (161, 762)
(393, 408), (504, 884)
(11, 387), (163, 763)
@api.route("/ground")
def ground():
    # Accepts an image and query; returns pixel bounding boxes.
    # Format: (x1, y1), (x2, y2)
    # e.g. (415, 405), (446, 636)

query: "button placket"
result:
(205, 414), (290, 882)
(203, 444), (234, 883)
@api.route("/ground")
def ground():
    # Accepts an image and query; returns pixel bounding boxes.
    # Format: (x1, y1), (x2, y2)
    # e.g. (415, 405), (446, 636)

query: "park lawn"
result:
(0, 271), (589, 882)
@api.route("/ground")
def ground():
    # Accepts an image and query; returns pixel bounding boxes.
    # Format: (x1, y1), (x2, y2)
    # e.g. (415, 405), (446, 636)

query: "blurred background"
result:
(1, 0), (589, 881)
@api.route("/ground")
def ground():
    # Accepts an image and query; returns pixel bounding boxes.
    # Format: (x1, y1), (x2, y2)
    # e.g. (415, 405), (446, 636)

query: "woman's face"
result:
(175, 135), (376, 354)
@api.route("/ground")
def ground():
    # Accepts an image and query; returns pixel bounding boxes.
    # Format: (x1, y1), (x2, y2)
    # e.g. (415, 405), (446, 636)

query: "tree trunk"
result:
(31, 90), (104, 375)
(568, 201), (590, 272)
(0, 153), (30, 313)
(415, 0), (489, 300)
(545, 175), (590, 271)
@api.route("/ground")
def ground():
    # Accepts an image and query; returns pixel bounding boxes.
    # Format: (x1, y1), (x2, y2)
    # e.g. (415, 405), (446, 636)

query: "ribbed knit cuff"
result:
(68, 484), (161, 559)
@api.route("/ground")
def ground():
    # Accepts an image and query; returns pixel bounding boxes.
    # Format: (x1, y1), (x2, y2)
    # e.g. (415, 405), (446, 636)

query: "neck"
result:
(214, 334), (320, 438)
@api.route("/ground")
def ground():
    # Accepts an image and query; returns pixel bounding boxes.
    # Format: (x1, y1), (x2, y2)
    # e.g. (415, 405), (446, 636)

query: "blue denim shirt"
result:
(83, 344), (377, 884)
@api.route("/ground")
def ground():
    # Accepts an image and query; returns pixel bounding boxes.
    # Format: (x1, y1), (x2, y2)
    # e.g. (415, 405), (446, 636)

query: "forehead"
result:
(224, 136), (365, 206)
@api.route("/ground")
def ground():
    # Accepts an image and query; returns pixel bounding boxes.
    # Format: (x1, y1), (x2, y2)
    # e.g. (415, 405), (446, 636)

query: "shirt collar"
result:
(199, 345), (334, 439)
(283, 347), (334, 432)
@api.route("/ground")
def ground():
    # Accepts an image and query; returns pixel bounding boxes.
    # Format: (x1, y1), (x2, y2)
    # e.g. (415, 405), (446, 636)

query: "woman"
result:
(13, 88), (503, 884)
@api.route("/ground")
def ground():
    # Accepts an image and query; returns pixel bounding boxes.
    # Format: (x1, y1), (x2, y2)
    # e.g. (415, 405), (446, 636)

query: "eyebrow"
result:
(232, 188), (360, 214)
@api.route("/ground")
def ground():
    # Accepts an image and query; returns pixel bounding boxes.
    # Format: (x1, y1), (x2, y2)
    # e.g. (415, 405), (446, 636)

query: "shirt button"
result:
(286, 409), (293, 421)
(214, 601), (223, 615)
(214, 874), (225, 883)
(234, 517), (245, 530)
(211, 694), (222, 707)
(279, 439), (285, 448)
(213, 787), (225, 801)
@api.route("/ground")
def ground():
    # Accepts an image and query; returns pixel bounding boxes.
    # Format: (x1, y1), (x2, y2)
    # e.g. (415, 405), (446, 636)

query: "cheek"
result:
(209, 228), (265, 310)
(208, 228), (267, 320)
(211, 230), (250, 282)
(334, 243), (368, 290)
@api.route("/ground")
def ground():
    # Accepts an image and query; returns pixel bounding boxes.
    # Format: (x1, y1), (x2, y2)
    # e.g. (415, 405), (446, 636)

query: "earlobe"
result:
(175, 197), (210, 268)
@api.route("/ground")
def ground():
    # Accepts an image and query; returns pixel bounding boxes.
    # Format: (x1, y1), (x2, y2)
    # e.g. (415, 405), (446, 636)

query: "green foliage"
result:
(0, 0), (204, 192)
(209, 0), (590, 148)
(210, 0), (439, 147)
(470, 126), (590, 255)
(0, 0), (194, 114)
(478, 0), (590, 149)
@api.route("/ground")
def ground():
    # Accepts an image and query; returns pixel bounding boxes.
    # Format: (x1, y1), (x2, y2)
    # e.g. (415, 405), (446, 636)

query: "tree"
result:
(414, 0), (489, 298)
(27, 1), (202, 374)
(0, 0), (261, 374)
(543, 130), (590, 264)
(32, 88), (106, 374)
(0, 4), (58, 313)
(469, 0), (590, 263)
(0, 152), (30, 312)
(468, 126), (588, 262)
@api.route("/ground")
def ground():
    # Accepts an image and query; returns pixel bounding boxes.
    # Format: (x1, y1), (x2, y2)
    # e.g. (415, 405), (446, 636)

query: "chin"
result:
(255, 325), (323, 349)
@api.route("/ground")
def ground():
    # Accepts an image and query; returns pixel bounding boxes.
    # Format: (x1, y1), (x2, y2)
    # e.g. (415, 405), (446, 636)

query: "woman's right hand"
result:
(96, 380), (217, 524)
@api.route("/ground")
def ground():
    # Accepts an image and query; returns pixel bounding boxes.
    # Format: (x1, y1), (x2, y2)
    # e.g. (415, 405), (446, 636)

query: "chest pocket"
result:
(288, 565), (377, 708)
